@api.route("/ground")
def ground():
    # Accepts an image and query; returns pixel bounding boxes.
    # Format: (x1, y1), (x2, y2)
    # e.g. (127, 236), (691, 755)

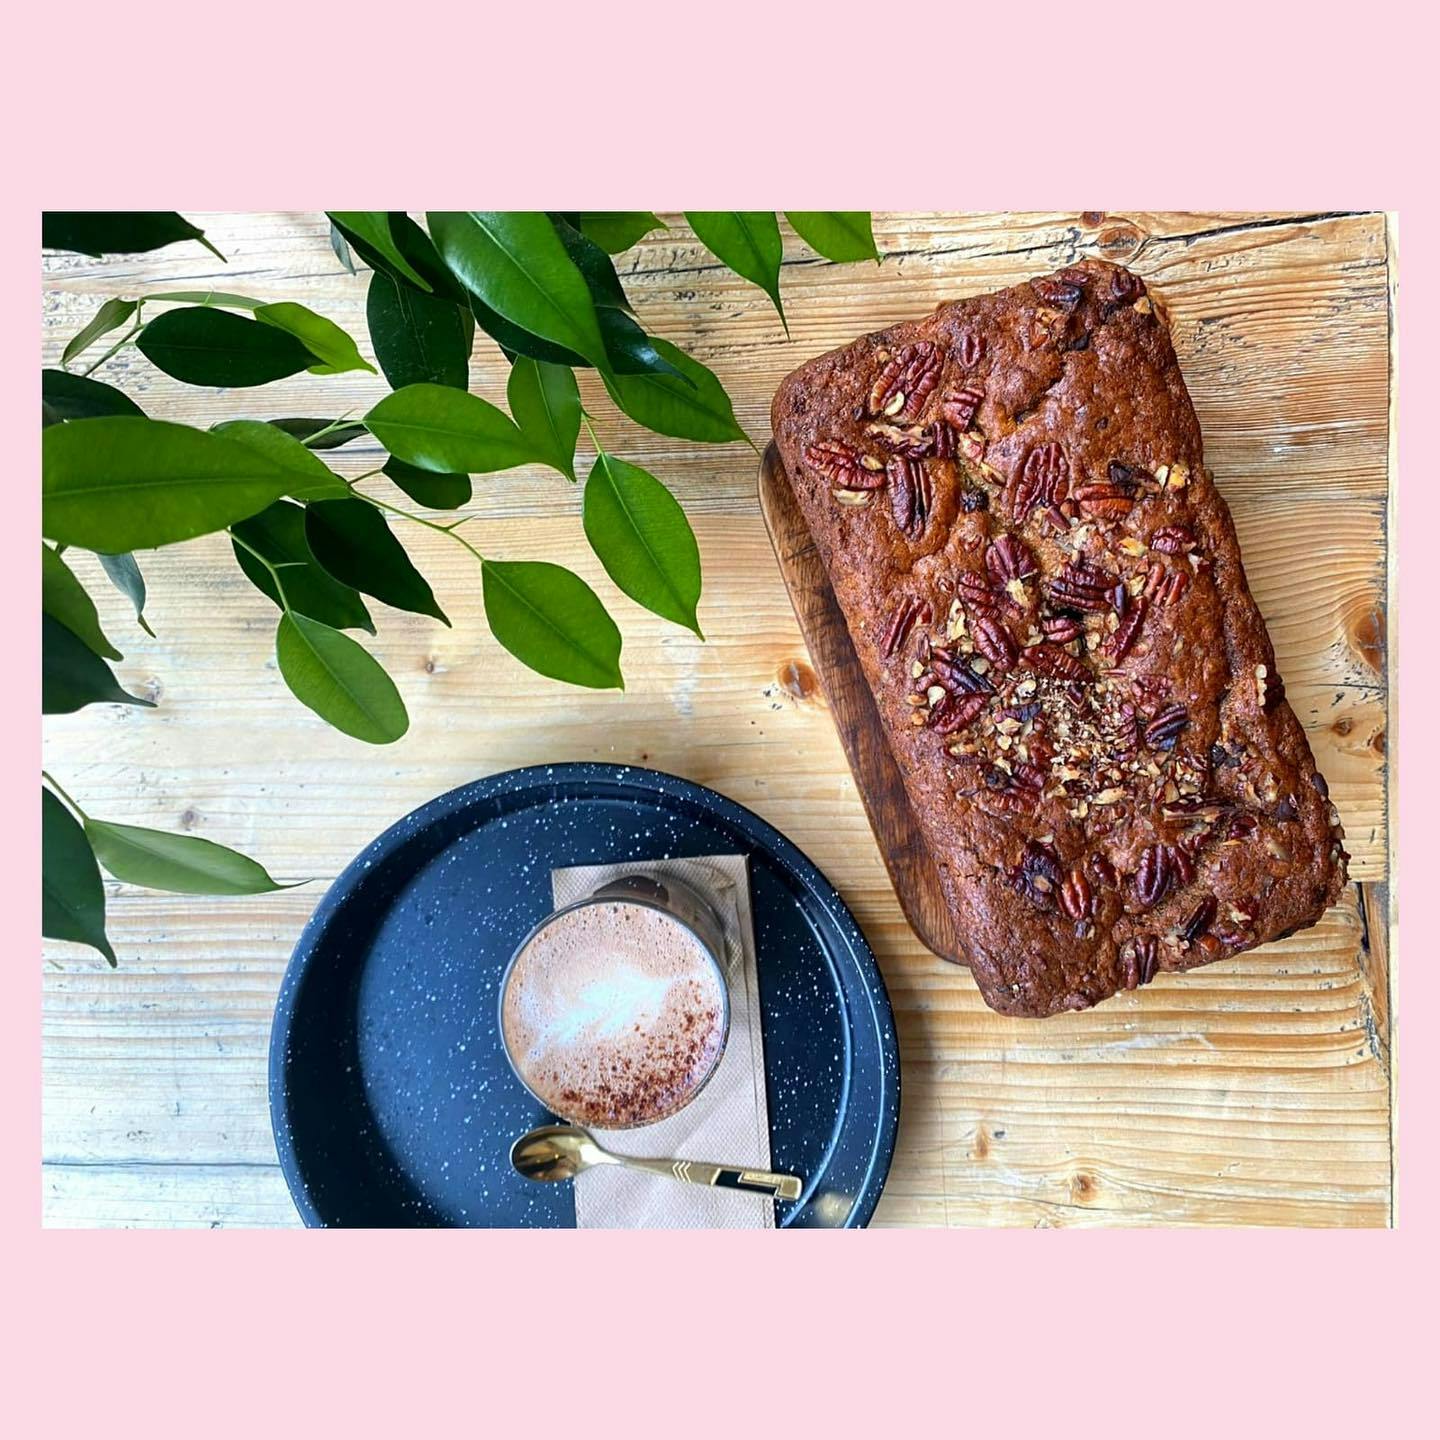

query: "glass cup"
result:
(498, 874), (731, 1129)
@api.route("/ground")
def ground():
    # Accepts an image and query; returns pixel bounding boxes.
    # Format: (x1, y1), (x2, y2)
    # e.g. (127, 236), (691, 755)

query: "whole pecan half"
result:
(1111, 269), (1144, 305)
(929, 691), (987, 734)
(869, 342), (942, 421)
(1073, 477), (1138, 518)
(929, 421), (957, 460)
(1012, 442), (1070, 520)
(1121, 935), (1160, 989)
(1145, 565), (1189, 607)
(805, 439), (883, 490)
(1150, 525), (1195, 555)
(957, 332), (985, 368)
(1049, 559), (1116, 612)
(881, 596), (932, 658)
(971, 612), (1018, 673)
(1058, 867), (1094, 922)
(1032, 275), (1084, 309)
(941, 387), (984, 432)
(1106, 596), (1149, 661)
(1134, 842), (1191, 908)
(887, 455), (933, 539)
(957, 571), (1001, 614)
(1027, 641), (1090, 683)
(985, 533), (1038, 584)
(1012, 840), (1064, 910)
(1179, 895), (1217, 943)
(1144, 701), (1189, 750)
(930, 646), (995, 697)
(1041, 613), (1083, 644)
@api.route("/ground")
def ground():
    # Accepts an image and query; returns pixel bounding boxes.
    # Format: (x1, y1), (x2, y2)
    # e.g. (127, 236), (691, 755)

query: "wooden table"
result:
(41, 212), (1397, 1227)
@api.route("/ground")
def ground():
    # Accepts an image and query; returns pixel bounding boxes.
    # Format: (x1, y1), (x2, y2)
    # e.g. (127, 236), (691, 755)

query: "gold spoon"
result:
(511, 1123), (803, 1201)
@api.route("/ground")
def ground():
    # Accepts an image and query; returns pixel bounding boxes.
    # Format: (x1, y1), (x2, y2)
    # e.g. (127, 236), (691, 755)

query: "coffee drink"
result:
(500, 899), (728, 1129)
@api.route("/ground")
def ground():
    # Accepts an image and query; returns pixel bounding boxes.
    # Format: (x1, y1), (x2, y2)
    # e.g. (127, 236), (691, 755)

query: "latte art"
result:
(501, 900), (727, 1129)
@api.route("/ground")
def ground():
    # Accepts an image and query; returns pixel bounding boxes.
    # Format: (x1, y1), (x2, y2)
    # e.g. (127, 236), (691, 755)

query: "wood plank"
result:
(41, 211), (1393, 1227)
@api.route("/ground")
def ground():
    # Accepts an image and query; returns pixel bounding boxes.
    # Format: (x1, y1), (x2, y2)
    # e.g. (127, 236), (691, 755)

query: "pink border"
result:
(9, 8), (1431, 1427)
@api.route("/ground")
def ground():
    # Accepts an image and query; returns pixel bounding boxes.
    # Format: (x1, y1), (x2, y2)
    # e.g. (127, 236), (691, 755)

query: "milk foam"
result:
(502, 900), (726, 1128)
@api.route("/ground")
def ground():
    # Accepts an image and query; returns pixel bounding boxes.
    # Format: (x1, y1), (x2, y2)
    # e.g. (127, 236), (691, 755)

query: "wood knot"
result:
(1348, 605), (1385, 676)
(179, 808), (199, 830)
(1081, 211), (1106, 228)
(776, 658), (819, 702)
(1071, 1171), (1097, 1202)
(1095, 224), (1144, 262)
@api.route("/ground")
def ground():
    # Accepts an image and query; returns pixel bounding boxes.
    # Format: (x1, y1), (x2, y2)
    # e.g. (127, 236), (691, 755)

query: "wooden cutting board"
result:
(758, 441), (964, 967)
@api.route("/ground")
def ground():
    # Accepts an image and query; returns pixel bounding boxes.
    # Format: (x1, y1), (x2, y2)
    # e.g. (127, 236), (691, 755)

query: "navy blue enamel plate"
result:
(270, 763), (899, 1228)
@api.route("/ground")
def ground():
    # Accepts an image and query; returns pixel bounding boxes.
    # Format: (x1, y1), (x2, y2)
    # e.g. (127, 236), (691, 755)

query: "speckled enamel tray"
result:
(269, 763), (899, 1228)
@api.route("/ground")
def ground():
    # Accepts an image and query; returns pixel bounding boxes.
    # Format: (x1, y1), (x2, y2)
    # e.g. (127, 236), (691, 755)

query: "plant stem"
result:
(352, 489), (486, 566)
(81, 317), (144, 378)
(580, 410), (607, 460)
(301, 416), (357, 446)
(229, 531), (293, 611)
(41, 771), (88, 822)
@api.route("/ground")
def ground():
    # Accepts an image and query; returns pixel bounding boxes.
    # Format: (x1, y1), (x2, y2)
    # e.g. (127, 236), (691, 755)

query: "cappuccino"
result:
(500, 900), (727, 1129)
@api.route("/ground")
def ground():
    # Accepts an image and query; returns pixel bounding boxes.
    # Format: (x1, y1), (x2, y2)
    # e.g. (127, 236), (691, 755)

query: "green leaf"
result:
(550, 215), (633, 314)
(61, 298), (138, 368)
(382, 457), (471, 510)
(596, 307), (690, 383)
(507, 359), (580, 482)
(42, 545), (121, 659)
(42, 789), (115, 966)
(265, 418), (369, 450)
(85, 818), (290, 895)
(326, 212), (434, 293)
(468, 296), (589, 368)
(44, 416), (297, 551)
(141, 289), (267, 310)
(684, 212), (787, 332)
(584, 455), (702, 636)
(305, 499), (449, 625)
(254, 302), (375, 376)
(577, 212), (666, 254)
(43, 614), (152, 713)
(275, 612), (409, 744)
(330, 224), (355, 274)
(427, 212), (609, 367)
(212, 419), (351, 500)
(783, 212), (879, 263)
(137, 307), (317, 388)
(231, 502), (374, 633)
(601, 338), (748, 445)
(43, 211), (223, 262)
(96, 551), (153, 636)
(42, 369), (144, 424)
(482, 559), (623, 690)
(365, 383), (537, 475)
(366, 271), (470, 390)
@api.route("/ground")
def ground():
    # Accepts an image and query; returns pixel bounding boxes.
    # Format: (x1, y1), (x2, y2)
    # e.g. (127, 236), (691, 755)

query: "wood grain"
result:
(41, 211), (1395, 1227)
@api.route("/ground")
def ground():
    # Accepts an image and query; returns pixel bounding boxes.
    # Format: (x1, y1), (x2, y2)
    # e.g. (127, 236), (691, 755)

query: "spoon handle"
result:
(623, 1155), (803, 1201)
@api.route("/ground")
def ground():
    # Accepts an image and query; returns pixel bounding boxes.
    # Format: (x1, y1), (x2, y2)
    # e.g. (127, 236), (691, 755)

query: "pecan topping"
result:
(1058, 867), (1094, 922)
(1049, 559), (1116, 612)
(1032, 275), (1084, 308)
(1089, 854), (1119, 889)
(941, 387), (984, 431)
(1108, 460), (1154, 488)
(929, 421), (957, 460)
(1106, 596), (1148, 661)
(1041, 613), (1083, 644)
(1150, 525), (1195, 555)
(867, 423), (933, 457)
(1121, 935), (1159, 989)
(1144, 702), (1188, 750)
(1145, 565), (1189, 607)
(1073, 476), (1138, 518)
(805, 439), (883, 490)
(930, 692), (987, 734)
(1134, 842), (1191, 908)
(957, 332), (985, 368)
(985, 534), (1038, 584)
(887, 455), (933, 539)
(971, 612), (1018, 673)
(1012, 442), (1069, 520)
(1110, 269), (1143, 304)
(1179, 896), (1217, 943)
(1221, 813), (1259, 842)
(1012, 840), (1063, 910)
(881, 596), (932, 658)
(930, 646), (995, 697)
(1027, 641), (1090, 683)
(869, 342), (941, 422)
(957, 571), (1001, 614)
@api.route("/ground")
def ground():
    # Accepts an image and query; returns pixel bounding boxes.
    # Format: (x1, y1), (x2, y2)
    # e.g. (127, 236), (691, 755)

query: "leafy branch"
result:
(41, 209), (879, 962)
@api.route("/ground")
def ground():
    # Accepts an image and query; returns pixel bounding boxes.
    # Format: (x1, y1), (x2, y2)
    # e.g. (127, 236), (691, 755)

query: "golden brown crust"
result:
(771, 260), (1347, 1017)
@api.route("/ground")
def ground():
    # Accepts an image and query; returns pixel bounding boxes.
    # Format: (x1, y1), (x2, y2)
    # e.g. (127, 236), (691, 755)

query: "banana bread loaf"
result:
(771, 258), (1347, 1017)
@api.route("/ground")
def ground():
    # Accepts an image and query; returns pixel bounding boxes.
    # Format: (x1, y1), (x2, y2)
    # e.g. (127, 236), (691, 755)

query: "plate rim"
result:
(268, 762), (900, 1230)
